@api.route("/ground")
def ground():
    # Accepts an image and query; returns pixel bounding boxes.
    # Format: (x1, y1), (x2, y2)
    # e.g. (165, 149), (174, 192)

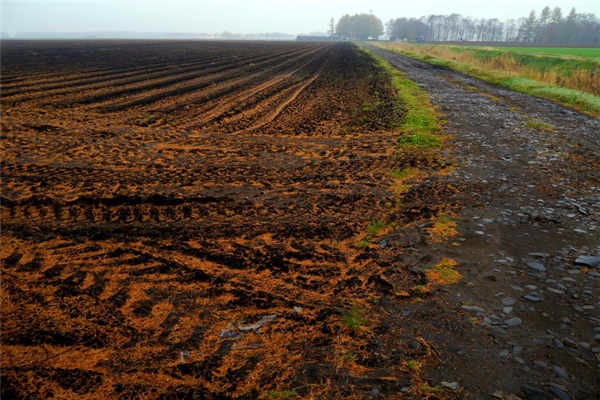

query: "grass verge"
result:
(373, 43), (600, 118)
(363, 48), (442, 148)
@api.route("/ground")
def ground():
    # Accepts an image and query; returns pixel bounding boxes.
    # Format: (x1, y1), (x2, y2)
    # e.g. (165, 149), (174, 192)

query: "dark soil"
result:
(1, 41), (447, 399)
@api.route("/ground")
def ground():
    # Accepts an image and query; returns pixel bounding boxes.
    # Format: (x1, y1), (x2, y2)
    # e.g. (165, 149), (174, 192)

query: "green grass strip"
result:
(359, 46), (442, 148)
(374, 44), (600, 118)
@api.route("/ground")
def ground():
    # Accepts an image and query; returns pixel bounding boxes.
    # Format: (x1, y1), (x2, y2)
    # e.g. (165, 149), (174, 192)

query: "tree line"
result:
(335, 13), (384, 40)
(387, 6), (600, 44)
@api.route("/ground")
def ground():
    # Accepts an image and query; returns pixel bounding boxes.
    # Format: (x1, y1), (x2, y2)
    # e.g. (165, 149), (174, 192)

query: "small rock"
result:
(533, 360), (548, 369)
(238, 314), (277, 332)
(527, 260), (546, 272)
(293, 306), (303, 313)
(553, 365), (568, 379)
(547, 287), (565, 295)
(220, 324), (239, 339)
(522, 384), (551, 399)
(461, 305), (484, 313)
(505, 317), (522, 327)
(379, 240), (388, 249)
(502, 297), (516, 306)
(523, 293), (543, 302)
(503, 307), (513, 314)
(548, 383), (571, 400)
(563, 337), (578, 348)
(369, 387), (381, 397)
(441, 381), (460, 390)
(499, 349), (510, 358)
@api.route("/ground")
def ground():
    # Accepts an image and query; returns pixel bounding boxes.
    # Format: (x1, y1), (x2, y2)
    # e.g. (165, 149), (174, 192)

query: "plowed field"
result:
(1, 41), (451, 399)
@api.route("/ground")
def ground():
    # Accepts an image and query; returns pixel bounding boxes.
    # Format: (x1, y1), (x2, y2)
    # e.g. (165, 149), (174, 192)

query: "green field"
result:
(464, 46), (600, 58)
(453, 46), (600, 58)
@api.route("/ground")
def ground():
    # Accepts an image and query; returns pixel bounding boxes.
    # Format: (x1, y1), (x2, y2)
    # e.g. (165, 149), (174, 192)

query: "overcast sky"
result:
(2, 0), (600, 34)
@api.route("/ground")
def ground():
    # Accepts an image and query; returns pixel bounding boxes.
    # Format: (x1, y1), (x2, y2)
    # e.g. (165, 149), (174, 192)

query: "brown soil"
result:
(1, 41), (454, 399)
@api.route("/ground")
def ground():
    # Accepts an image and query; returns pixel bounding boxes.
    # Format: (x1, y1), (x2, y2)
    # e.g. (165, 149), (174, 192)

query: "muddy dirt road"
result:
(368, 46), (600, 398)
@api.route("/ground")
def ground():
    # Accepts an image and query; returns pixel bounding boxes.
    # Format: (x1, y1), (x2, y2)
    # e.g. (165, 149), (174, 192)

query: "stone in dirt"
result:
(220, 323), (240, 339)
(523, 293), (543, 302)
(522, 385), (552, 399)
(548, 384), (571, 400)
(526, 260), (546, 272)
(461, 305), (484, 313)
(505, 317), (522, 327)
(502, 297), (516, 306)
(552, 365), (568, 379)
(441, 381), (460, 390)
(238, 314), (277, 332)
(574, 255), (600, 268)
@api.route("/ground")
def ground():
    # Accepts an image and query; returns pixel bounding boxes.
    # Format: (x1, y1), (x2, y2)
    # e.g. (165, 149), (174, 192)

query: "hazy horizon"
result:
(2, 0), (600, 36)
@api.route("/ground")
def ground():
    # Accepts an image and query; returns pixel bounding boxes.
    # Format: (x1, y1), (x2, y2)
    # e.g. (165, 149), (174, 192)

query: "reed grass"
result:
(376, 43), (600, 117)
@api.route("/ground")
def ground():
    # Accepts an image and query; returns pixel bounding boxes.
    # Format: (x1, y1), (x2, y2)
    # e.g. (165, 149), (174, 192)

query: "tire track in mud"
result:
(367, 45), (600, 398)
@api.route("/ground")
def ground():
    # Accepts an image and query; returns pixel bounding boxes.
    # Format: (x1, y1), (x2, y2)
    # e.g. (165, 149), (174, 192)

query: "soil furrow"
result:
(95, 46), (326, 112)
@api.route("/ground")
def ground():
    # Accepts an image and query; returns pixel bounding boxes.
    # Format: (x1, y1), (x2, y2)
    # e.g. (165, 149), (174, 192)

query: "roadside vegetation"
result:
(361, 45), (461, 284)
(374, 42), (600, 117)
(362, 47), (442, 145)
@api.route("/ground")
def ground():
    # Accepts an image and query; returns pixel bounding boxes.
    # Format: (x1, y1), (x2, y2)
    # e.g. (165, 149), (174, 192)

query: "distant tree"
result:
(547, 7), (563, 42)
(386, 6), (598, 44)
(539, 6), (552, 25)
(388, 17), (428, 40)
(551, 7), (563, 23)
(518, 10), (538, 42)
(328, 18), (335, 36)
(336, 13), (383, 40)
(504, 19), (521, 41)
(536, 6), (552, 41)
